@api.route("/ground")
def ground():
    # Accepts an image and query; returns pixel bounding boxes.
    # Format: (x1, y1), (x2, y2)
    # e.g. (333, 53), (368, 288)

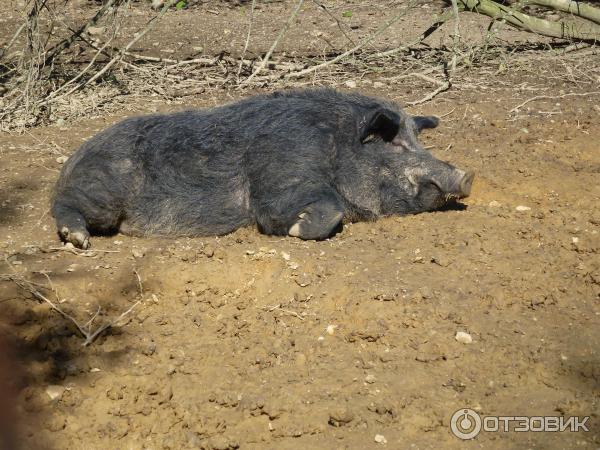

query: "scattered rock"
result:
(295, 273), (312, 287)
(132, 248), (145, 258)
(365, 374), (376, 384)
(151, 0), (164, 10)
(141, 341), (156, 356)
(455, 331), (473, 344)
(45, 385), (65, 401)
(344, 80), (357, 89)
(326, 324), (336, 335)
(328, 407), (354, 426)
(87, 26), (105, 36)
(374, 434), (387, 444)
(488, 200), (501, 207)
(515, 205), (531, 212)
(56, 155), (68, 164)
(203, 244), (215, 257)
(431, 255), (450, 267)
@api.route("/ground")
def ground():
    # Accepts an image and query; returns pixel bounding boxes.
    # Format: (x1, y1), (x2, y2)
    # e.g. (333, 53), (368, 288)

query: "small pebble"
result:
(87, 26), (105, 35)
(326, 324), (336, 335)
(515, 205), (531, 212)
(365, 374), (376, 384)
(281, 251), (290, 261)
(45, 385), (65, 401)
(455, 331), (473, 344)
(56, 155), (68, 164)
(488, 200), (501, 207)
(344, 80), (357, 89)
(295, 273), (312, 287)
(374, 434), (387, 444)
(132, 248), (145, 258)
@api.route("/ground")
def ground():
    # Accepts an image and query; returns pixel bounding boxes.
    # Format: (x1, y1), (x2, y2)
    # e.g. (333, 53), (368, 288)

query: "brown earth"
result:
(1, 1), (599, 449)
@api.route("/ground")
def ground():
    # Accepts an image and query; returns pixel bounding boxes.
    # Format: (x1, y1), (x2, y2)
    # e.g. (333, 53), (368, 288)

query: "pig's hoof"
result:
(288, 208), (344, 241)
(59, 226), (90, 250)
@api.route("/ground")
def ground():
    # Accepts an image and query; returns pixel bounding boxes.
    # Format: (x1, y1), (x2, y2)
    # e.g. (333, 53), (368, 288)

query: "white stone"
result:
(46, 385), (65, 401)
(455, 331), (473, 344)
(374, 434), (387, 444)
(365, 374), (376, 384)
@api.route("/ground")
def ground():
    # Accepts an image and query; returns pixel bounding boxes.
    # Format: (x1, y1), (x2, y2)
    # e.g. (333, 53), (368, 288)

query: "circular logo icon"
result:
(450, 408), (482, 440)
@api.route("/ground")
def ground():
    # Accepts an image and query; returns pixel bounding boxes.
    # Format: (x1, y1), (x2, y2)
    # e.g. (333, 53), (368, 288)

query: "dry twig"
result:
(509, 90), (600, 112)
(283, 2), (418, 79)
(1, 261), (141, 346)
(241, 0), (305, 85)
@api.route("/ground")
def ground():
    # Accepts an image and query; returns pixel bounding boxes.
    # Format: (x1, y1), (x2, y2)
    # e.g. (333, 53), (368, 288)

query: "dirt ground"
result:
(1, 1), (599, 449)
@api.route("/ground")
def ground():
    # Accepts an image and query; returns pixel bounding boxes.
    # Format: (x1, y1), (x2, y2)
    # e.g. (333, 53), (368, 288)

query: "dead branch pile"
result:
(0, 0), (598, 130)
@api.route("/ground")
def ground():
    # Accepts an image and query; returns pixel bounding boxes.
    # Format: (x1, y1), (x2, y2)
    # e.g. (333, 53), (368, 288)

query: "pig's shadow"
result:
(436, 201), (468, 212)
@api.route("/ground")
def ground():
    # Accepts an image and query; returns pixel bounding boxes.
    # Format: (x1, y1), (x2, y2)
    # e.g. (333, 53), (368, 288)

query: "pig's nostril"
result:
(458, 170), (475, 198)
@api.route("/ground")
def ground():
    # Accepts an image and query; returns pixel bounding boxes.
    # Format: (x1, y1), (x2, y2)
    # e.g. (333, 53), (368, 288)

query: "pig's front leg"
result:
(288, 195), (344, 240)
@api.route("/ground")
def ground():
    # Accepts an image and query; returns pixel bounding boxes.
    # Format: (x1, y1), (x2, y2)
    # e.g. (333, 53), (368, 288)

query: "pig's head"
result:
(359, 107), (474, 215)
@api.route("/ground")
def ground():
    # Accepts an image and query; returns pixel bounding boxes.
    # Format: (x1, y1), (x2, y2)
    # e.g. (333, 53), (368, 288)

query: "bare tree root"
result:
(458, 0), (600, 42)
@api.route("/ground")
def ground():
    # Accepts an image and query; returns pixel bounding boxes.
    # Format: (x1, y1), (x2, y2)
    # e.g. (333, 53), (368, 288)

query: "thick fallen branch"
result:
(458, 0), (600, 41)
(521, 0), (600, 25)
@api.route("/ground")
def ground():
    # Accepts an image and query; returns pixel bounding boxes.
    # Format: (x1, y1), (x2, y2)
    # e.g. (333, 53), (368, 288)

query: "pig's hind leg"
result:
(257, 186), (345, 240)
(52, 201), (92, 250)
(287, 196), (345, 240)
(52, 188), (124, 249)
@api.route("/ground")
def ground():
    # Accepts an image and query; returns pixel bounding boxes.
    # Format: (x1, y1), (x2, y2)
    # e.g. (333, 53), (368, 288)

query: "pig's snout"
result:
(457, 170), (475, 198)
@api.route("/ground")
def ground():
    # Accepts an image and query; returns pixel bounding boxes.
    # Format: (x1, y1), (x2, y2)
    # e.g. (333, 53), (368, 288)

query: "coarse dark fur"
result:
(52, 88), (474, 249)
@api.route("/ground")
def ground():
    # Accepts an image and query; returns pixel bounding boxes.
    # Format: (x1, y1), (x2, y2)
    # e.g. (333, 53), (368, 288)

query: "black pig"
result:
(52, 88), (474, 249)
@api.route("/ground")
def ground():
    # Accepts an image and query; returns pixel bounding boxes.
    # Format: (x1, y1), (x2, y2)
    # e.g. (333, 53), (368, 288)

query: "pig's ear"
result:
(414, 116), (439, 133)
(360, 109), (400, 143)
